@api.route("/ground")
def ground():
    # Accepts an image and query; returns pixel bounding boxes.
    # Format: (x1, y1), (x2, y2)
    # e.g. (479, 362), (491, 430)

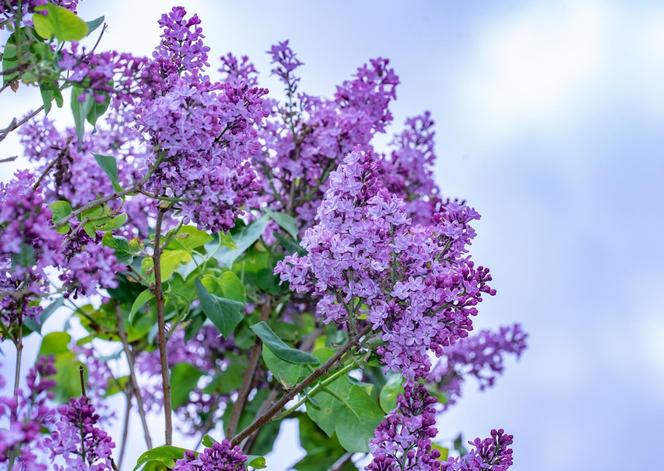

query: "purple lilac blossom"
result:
(173, 439), (246, 470)
(368, 383), (442, 470)
(258, 42), (399, 229)
(429, 324), (528, 409)
(137, 7), (269, 232)
(276, 150), (495, 379)
(0, 356), (56, 470)
(441, 429), (514, 471)
(0, 172), (62, 328)
(45, 396), (116, 470)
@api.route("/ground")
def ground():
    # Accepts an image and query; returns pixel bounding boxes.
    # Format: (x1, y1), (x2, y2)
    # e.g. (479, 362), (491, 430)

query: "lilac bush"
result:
(0, 3), (527, 470)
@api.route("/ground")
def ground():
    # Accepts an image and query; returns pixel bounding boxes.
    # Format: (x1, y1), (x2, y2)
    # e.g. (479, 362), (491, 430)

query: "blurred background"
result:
(1, 0), (663, 469)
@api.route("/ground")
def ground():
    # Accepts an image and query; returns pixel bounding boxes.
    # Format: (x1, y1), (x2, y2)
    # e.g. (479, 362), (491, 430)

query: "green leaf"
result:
(265, 208), (298, 239)
(247, 456), (267, 469)
(218, 270), (246, 302)
(262, 348), (307, 388)
(86, 90), (111, 127)
(39, 331), (71, 356)
(250, 321), (319, 365)
(95, 213), (127, 232)
(85, 16), (105, 35)
(212, 215), (269, 267)
(24, 297), (64, 334)
(52, 351), (84, 402)
(171, 363), (204, 409)
(2, 33), (19, 85)
(93, 154), (122, 192)
(432, 443), (449, 461)
(129, 289), (154, 324)
(49, 200), (71, 223)
(141, 250), (192, 283)
(102, 233), (140, 264)
(166, 225), (212, 251)
(33, 4), (88, 41)
(133, 446), (189, 470)
(71, 85), (92, 141)
(274, 231), (307, 256)
(305, 348), (384, 453)
(201, 434), (217, 448)
(379, 374), (404, 413)
(105, 375), (129, 397)
(195, 279), (244, 338)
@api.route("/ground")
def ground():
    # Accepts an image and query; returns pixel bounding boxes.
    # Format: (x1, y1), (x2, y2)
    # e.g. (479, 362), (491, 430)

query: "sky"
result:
(2, 0), (664, 470)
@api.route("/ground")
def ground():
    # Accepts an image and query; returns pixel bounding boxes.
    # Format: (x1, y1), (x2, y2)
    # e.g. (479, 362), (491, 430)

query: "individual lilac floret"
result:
(442, 429), (514, 471)
(0, 356), (56, 470)
(45, 396), (116, 470)
(276, 150), (495, 379)
(429, 324), (527, 409)
(173, 439), (246, 470)
(368, 383), (441, 470)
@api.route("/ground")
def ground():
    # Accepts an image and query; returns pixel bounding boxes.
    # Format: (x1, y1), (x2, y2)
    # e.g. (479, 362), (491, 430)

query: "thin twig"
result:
(226, 301), (271, 438)
(0, 105), (44, 143)
(329, 452), (354, 471)
(153, 207), (173, 445)
(117, 394), (131, 469)
(230, 325), (371, 446)
(115, 305), (153, 449)
(0, 155), (18, 163)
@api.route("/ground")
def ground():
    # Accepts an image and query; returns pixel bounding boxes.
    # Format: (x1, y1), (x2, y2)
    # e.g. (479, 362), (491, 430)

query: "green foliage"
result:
(305, 348), (383, 453)
(294, 415), (357, 470)
(262, 347), (307, 389)
(128, 289), (154, 324)
(171, 363), (204, 409)
(141, 250), (192, 283)
(38, 332), (84, 402)
(195, 279), (244, 338)
(166, 226), (212, 252)
(212, 215), (269, 267)
(379, 374), (404, 413)
(33, 3), (89, 41)
(251, 321), (319, 365)
(102, 233), (141, 264)
(133, 446), (189, 470)
(265, 208), (298, 239)
(23, 297), (63, 334)
(93, 154), (123, 193)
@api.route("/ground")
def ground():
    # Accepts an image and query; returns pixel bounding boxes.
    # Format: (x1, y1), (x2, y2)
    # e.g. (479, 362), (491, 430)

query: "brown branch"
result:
(0, 155), (18, 163)
(153, 208), (173, 445)
(117, 394), (131, 469)
(226, 302), (271, 438)
(230, 325), (371, 446)
(115, 305), (153, 449)
(0, 105), (44, 143)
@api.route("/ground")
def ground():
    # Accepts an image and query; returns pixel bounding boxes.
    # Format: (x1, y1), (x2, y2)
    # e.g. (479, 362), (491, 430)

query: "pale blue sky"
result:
(2, 1), (663, 469)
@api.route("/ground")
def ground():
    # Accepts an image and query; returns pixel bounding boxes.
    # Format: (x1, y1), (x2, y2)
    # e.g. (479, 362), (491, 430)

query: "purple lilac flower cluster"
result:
(173, 440), (246, 471)
(0, 357), (56, 470)
(380, 111), (440, 224)
(429, 324), (528, 409)
(258, 41), (399, 227)
(368, 383), (442, 470)
(45, 396), (116, 470)
(276, 150), (495, 379)
(442, 429), (514, 471)
(0, 172), (61, 327)
(137, 7), (269, 232)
